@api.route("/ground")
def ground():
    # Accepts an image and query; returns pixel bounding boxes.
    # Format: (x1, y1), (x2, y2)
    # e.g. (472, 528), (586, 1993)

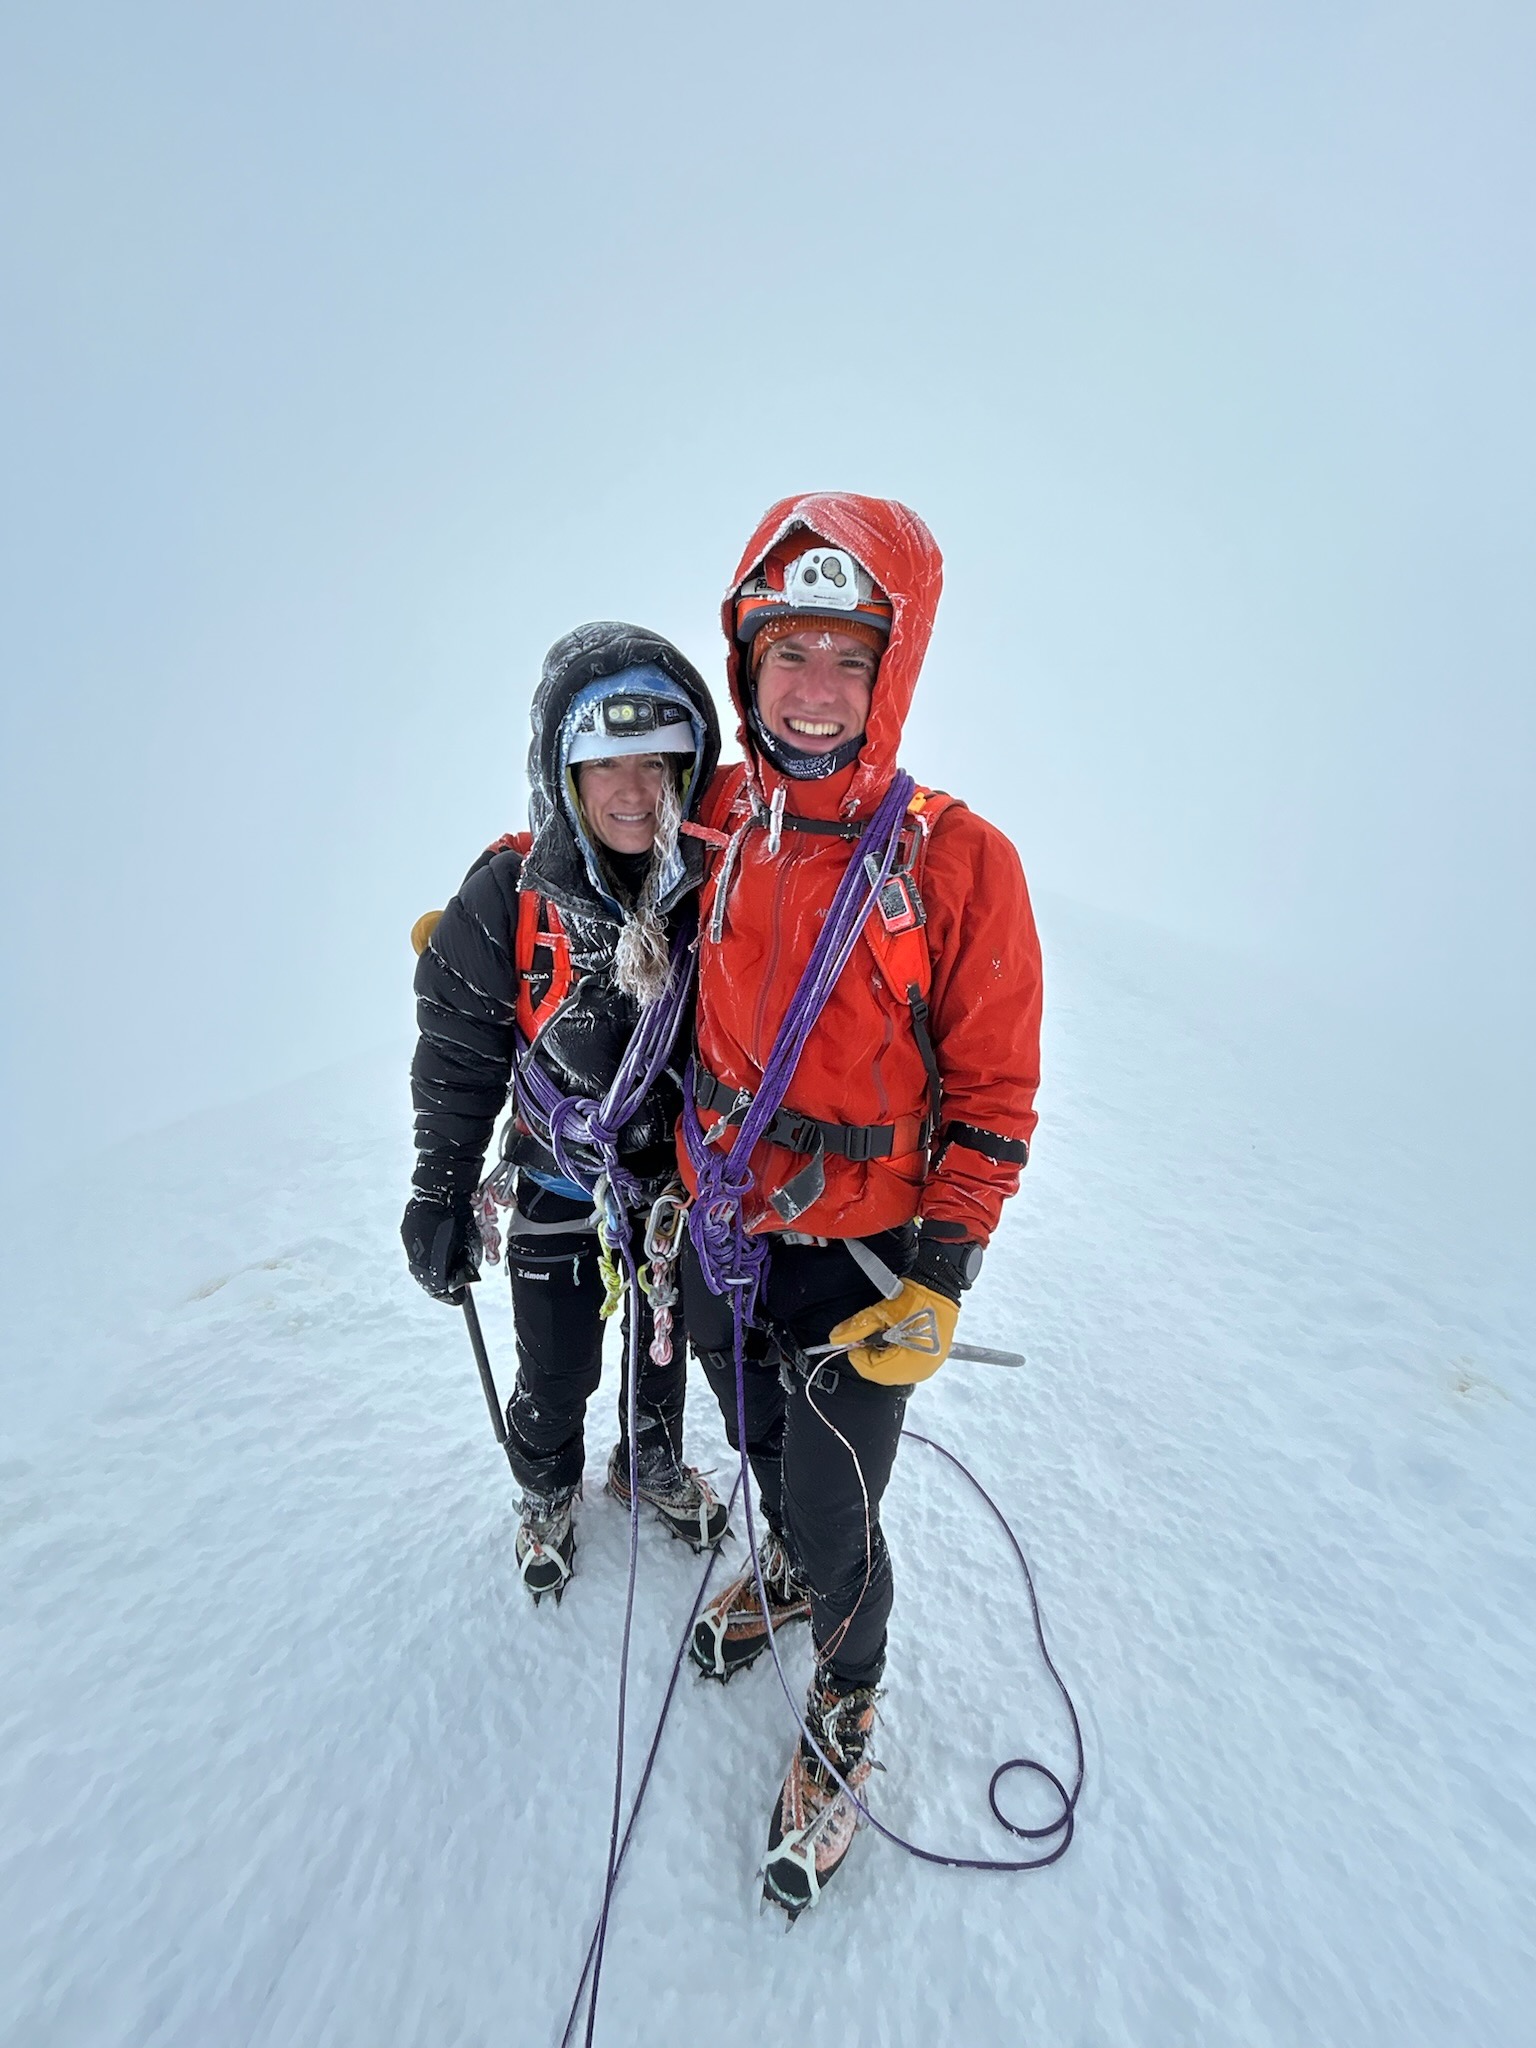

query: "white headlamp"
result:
(780, 548), (871, 611)
(567, 696), (697, 765)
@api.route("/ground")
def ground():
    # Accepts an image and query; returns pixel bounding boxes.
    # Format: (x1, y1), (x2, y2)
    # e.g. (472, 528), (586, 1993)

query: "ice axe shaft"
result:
(951, 1341), (1027, 1368)
(803, 1334), (1027, 1369)
(460, 1289), (509, 1444)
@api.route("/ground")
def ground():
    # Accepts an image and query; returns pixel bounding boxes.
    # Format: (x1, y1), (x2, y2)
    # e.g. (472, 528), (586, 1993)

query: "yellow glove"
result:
(829, 1278), (960, 1386)
(411, 909), (444, 957)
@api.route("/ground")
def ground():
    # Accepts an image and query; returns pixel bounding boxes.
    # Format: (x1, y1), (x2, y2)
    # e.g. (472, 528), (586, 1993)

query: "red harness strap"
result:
(514, 888), (573, 1042)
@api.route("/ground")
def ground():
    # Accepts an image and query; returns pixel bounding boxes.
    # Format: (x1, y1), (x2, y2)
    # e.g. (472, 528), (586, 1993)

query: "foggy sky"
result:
(2, 0), (1532, 1187)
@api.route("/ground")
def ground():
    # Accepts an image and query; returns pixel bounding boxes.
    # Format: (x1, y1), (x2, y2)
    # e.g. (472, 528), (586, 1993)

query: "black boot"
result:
(514, 1484), (578, 1605)
(606, 1437), (730, 1551)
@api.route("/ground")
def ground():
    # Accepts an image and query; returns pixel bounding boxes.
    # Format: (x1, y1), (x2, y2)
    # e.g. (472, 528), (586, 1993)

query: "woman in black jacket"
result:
(402, 623), (724, 1600)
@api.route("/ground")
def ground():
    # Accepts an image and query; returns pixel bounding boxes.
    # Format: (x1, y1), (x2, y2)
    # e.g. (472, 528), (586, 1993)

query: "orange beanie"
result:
(749, 614), (888, 675)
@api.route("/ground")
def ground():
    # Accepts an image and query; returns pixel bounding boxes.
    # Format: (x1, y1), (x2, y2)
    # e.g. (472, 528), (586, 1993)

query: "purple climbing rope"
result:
(682, 771), (917, 1317)
(579, 1221), (641, 2048)
(557, 1469), (743, 2048)
(678, 765), (1083, 1873)
(551, 772), (1081, 2043)
(494, 914), (700, 2040)
(514, 918), (694, 1212)
(553, 1396), (1081, 2045)
(726, 1301), (1082, 1874)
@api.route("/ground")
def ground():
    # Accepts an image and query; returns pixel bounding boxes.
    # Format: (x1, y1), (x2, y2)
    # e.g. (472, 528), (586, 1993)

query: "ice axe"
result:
(804, 1328), (1028, 1369)
(818, 1237), (1028, 1367)
(460, 1287), (520, 1467)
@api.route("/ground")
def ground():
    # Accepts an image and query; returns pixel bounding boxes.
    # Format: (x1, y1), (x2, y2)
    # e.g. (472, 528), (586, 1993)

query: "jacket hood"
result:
(722, 493), (944, 816)
(524, 621), (721, 920)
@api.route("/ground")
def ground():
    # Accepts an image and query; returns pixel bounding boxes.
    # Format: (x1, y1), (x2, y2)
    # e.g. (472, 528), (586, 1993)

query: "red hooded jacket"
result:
(683, 492), (1042, 1246)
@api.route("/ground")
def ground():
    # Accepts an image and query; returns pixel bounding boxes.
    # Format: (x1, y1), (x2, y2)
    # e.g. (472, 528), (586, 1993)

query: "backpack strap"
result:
(514, 888), (573, 1042)
(868, 791), (1031, 1176)
(858, 787), (954, 1135)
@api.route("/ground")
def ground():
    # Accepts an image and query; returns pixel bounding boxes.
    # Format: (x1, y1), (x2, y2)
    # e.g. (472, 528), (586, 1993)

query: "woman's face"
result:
(575, 753), (672, 855)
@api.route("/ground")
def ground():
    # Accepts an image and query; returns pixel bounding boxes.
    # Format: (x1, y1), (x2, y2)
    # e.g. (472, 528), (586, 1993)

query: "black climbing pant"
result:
(502, 1182), (684, 1497)
(682, 1228), (915, 1689)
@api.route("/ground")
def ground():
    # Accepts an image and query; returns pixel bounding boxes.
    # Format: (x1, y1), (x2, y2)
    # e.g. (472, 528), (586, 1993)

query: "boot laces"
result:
(518, 1487), (575, 1551)
(615, 1438), (721, 1516)
(759, 1528), (803, 1605)
(804, 1680), (878, 1786)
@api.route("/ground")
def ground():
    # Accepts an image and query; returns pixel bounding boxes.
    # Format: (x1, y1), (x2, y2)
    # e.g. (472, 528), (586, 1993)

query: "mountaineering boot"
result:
(606, 1438), (729, 1552)
(690, 1524), (811, 1681)
(515, 1485), (577, 1605)
(762, 1671), (880, 1922)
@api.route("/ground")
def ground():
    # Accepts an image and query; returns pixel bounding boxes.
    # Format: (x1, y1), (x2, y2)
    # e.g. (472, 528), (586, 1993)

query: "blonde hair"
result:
(612, 766), (684, 1006)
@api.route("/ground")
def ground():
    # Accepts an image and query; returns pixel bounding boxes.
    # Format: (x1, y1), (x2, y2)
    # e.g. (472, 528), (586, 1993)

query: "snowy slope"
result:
(3, 901), (1533, 2048)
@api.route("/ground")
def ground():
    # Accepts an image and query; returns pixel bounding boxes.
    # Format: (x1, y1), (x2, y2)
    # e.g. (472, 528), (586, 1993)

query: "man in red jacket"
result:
(679, 492), (1043, 1916)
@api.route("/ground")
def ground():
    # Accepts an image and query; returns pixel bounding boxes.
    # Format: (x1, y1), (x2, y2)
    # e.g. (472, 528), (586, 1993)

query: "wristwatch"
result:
(911, 1226), (984, 1301)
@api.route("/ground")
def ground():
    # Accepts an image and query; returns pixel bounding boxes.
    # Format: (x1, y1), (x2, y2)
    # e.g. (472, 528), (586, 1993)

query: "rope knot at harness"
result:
(683, 771), (917, 1307)
(500, 914), (695, 1214)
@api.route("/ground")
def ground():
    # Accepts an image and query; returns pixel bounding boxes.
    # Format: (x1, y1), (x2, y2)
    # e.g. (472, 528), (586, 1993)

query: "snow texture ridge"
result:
(2, 901), (1532, 2047)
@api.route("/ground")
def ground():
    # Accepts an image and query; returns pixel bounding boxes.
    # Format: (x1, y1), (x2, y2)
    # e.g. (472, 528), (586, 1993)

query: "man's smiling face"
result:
(753, 627), (878, 756)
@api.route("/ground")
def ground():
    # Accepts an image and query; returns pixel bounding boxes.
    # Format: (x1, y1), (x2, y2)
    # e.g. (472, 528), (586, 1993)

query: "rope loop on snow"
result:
(729, 1297), (1085, 1879)
(553, 1309), (1084, 2048)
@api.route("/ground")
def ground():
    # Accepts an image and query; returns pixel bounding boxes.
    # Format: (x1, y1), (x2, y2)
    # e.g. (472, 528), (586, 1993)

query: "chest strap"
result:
(693, 1063), (931, 1166)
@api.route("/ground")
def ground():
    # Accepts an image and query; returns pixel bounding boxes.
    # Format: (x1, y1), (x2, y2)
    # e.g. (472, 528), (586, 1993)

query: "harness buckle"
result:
(781, 1115), (820, 1156)
(703, 1081), (754, 1147)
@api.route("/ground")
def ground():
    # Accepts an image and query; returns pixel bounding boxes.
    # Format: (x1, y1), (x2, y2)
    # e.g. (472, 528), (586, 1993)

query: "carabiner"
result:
(644, 1189), (689, 1264)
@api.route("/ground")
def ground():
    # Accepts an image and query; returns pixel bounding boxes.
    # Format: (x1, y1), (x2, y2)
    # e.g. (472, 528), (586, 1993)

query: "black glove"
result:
(401, 1196), (481, 1304)
(908, 1223), (984, 1304)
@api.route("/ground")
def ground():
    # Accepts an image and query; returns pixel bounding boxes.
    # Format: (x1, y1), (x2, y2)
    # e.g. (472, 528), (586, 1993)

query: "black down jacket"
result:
(409, 622), (721, 1209)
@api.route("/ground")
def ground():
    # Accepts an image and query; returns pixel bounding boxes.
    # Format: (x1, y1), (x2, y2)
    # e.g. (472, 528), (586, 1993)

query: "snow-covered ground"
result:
(4, 901), (1533, 2047)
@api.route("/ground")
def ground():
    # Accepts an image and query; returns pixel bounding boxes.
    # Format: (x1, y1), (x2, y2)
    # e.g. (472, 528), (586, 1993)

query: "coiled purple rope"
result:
(726, 1295), (1082, 1873)
(682, 771), (916, 1317)
(553, 1383), (1083, 2046)
(515, 919), (694, 1213)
